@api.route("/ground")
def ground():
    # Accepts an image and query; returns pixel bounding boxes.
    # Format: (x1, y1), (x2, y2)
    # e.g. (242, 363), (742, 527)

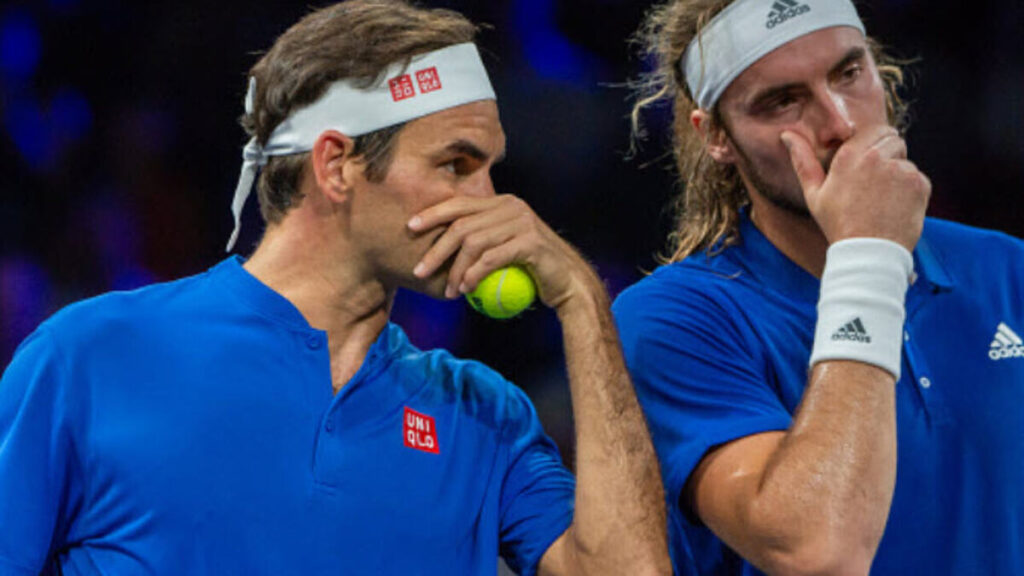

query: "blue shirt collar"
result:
(913, 233), (955, 293)
(211, 256), (314, 330)
(715, 210), (955, 302)
(209, 256), (412, 361)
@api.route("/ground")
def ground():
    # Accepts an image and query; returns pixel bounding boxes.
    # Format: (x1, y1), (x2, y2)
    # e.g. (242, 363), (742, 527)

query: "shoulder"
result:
(923, 217), (1024, 254)
(612, 259), (775, 388)
(613, 259), (760, 340)
(37, 269), (212, 352)
(921, 217), (1024, 279)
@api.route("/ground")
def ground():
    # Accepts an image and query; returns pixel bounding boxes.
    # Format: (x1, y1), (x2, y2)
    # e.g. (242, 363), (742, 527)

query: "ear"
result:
(690, 109), (736, 165)
(310, 130), (359, 204)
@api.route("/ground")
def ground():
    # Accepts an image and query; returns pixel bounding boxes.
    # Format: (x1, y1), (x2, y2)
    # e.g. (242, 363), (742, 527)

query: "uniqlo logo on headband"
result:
(416, 67), (442, 93)
(389, 74), (416, 101)
(403, 407), (439, 454)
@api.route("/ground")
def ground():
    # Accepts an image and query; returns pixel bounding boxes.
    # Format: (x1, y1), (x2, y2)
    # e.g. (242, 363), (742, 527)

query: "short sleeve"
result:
(613, 275), (792, 515)
(0, 328), (82, 573)
(497, 384), (575, 576)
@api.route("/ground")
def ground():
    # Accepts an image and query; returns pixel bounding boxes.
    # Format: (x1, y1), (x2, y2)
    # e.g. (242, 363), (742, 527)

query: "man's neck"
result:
(243, 224), (392, 394)
(748, 197), (830, 279)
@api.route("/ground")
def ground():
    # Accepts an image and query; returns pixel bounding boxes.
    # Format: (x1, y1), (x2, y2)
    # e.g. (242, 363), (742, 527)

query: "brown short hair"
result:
(630, 0), (912, 263)
(241, 0), (479, 225)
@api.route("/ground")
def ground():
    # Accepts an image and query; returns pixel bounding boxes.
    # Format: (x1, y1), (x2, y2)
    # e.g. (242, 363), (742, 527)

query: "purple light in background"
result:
(48, 0), (81, 12)
(593, 259), (643, 301)
(0, 10), (41, 80)
(82, 191), (156, 291)
(0, 255), (53, 359)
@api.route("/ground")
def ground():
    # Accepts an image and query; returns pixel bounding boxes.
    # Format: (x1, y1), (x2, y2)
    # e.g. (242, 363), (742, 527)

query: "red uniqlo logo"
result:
(415, 67), (442, 94)
(389, 74), (416, 101)
(403, 407), (439, 454)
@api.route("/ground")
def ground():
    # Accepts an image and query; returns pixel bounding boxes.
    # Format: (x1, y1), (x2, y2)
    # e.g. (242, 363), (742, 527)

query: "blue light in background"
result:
(391, 290), (466, 351)
(51, 87), (93, 140)
(513, 0), (589, 84)
(0, 10), (41, 80)
(111, 267), (157, 291)
(4, 98), (51, 170)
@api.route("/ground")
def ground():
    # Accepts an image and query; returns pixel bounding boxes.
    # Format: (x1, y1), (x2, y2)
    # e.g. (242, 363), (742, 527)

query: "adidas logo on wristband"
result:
(831, 317), (872, 344)
(989, 322), (1024, 361)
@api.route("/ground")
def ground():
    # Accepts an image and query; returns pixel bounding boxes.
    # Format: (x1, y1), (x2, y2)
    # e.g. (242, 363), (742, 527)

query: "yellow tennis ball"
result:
(466, 266), (537, 319)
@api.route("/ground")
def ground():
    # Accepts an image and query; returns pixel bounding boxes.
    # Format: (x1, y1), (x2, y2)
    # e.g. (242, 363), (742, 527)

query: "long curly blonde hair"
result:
(631, 0), (912, 263)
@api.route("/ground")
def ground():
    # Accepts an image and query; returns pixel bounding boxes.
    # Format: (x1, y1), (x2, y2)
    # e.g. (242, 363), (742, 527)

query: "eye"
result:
(841, 64), (863, 83)
(442, 161), (457, 174)
(773, 95), (797, 110)
(761, 93), (799, 115)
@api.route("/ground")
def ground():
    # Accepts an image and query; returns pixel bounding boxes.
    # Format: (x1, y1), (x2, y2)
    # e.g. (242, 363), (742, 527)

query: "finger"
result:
(780, 131), (825, 197)
(413, 208), (514, 280)
(408, 195), (496, 232)
(460, 242), (528, 295)
(445, 222), (519, 298)
(869, 131), (907, 160)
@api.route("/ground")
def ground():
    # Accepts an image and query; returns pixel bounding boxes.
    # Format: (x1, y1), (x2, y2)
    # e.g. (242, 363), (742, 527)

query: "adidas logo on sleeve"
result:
(831, 317), (871, 344)
(989, 322), (1024, 360)
(766, 0), (811, 29)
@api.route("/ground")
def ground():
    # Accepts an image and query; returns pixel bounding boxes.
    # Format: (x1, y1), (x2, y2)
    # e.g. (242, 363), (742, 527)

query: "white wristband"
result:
(810, 238), (914, 380)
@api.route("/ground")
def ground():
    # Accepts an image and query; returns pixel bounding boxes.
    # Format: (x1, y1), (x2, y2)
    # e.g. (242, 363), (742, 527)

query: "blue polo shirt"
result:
(613, 213), (1024, 575)
(0, 257), (574, 575)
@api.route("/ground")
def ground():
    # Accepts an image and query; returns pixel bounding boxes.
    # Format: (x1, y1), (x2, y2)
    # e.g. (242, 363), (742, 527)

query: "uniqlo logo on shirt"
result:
(415, 67), (442, 94)
(389, 74), (416, 101)
(403, 407), (439, 454)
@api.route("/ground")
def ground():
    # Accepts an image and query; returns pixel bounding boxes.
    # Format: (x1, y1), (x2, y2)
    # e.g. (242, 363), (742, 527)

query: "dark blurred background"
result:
(1, 0), (1022, 460)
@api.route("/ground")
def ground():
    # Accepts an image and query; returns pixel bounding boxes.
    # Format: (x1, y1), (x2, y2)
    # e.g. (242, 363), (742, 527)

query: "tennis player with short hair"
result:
(614, 0), (1024, 574)
(0, 2), (670, 574)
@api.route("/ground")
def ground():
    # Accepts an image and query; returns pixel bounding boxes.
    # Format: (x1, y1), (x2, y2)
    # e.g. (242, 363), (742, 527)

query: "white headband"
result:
(682, 0), (865, 109)
(227, 42), (496, 251)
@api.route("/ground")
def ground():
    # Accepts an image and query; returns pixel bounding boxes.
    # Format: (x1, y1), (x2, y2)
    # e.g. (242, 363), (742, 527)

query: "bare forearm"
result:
(719, 361), (897, 574)
(554, 277), (670, 576)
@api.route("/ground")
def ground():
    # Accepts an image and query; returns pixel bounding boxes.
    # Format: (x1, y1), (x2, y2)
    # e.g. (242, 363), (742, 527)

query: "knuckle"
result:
(918, 174), (932, 196)
(478, 251), (498, 269)
(462, 234), (484, 253)
(448, 220), (467, 236)
(862, 147), (883, 165)
(507, 196), (531, 215)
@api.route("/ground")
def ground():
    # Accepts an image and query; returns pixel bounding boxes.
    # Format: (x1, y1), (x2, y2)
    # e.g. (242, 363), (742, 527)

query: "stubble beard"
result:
(721, 122), (830, 220)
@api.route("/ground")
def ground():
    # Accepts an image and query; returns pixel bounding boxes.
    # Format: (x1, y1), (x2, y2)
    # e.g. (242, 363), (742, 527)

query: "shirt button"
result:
(904, 331), (910, 342)
(306, 335), (322, 350)
(324, 420), (334, 432)
(920, 377), (932, 389)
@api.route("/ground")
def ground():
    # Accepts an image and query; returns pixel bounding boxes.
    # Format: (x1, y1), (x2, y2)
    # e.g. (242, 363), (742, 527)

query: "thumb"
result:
(780, 131), (825, 198)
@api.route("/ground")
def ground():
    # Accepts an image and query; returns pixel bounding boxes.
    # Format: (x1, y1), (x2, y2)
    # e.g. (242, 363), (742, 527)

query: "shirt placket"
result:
(901, 281), (950, 426)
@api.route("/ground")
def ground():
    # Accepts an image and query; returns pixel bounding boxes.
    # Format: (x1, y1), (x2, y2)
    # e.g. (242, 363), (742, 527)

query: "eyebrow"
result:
(747, 46), (868, 110)
(434, 139), (506, 164)
(828, 46), (867, 79)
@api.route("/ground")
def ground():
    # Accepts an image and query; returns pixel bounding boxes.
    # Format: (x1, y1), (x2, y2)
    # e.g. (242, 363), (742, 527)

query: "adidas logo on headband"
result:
(766, 0), (812, 29)
(681, 0), (864, 109)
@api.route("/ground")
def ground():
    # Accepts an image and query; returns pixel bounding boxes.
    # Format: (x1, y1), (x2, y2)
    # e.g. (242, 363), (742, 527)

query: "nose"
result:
(812, 88), (855, 151)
